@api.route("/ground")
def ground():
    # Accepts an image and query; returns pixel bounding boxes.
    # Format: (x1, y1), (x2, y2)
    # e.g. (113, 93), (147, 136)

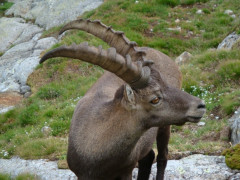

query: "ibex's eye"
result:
(150, 97), (161, 105)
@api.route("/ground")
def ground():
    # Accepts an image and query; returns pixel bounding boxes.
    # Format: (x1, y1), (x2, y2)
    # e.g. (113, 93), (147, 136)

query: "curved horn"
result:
(40, 42), (150, 89)
(59, 19), (146, 62)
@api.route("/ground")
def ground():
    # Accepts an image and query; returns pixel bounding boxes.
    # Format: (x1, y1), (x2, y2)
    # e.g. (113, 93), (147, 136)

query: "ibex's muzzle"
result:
(186, 100), (206, 123)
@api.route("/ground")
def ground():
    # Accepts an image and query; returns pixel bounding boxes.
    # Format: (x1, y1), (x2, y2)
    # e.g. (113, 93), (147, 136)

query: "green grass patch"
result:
(169, 119), (229, 153)
(41, 26), (63, 38)
(0, 1), (13, 12)
(16, 138), (67, 159)
(18, 103), (40, 127)
(216, 60), (240, 82)
(0, 173), (11, 180)
(37, 86), (62, 100)
(221, 90), (240, 115)
(0, 173), (39, 180)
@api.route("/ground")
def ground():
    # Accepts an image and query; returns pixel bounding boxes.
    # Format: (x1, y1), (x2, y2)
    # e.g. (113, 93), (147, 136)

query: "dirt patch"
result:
(0, 92), (23, 107)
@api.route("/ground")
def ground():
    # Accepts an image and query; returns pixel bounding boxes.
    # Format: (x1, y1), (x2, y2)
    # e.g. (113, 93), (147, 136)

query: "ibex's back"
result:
(40, 19), (205, 180)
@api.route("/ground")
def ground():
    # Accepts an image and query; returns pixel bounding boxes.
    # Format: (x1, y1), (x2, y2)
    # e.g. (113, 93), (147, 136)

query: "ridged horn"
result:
(59, 19), (146, 62)
(40, 42), (150, 89)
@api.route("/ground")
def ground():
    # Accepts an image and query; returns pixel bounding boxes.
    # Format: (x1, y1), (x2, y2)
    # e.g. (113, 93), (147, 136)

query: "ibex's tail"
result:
(59, 19), (146, 62)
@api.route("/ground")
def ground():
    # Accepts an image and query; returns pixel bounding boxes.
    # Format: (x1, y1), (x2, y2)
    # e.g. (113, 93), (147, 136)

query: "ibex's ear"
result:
(122, 84), (136, 110)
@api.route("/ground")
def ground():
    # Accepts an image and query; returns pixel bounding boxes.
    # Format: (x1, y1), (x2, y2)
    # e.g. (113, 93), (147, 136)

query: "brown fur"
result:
(40, 20), (206, 180)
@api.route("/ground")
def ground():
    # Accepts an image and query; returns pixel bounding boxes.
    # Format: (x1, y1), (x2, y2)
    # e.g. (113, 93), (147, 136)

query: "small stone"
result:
(231, 14), (236, 18)
(175, 51), (192, 65)
(196, 9), (203, 14)
(20, 85), (31, 94)
(41, 126), (52, 137)
(135, 0), (139, 3)
(224, 9), (234, 15)
(167, 26), (181, 32)
(57, 160), (69, 169)
(187, 31), (194, 37)
(229, 107), (240, 145)
(197, 122), (206, 126)
(0, 106), (15, 114)
(175, 19), (180, 23)
(23, 92), (31, 98)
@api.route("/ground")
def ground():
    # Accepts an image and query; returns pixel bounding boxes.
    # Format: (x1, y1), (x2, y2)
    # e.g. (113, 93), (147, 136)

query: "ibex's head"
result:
(40, 19), (205, 128)
(120, 67), (205, 127)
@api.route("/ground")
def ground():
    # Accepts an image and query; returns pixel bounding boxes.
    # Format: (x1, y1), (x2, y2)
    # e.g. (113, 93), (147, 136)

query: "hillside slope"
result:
(0, 0), (240, 166)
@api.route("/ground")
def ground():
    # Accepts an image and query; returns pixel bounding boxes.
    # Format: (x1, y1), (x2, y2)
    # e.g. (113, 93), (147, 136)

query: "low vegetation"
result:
(0, 173), (39, 180)
(0, 0), (239, 165)
(222, 144), (240, 170)
(0, 1), (13, 17)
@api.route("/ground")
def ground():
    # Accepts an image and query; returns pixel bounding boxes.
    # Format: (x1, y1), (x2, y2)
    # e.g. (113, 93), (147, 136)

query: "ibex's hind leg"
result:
(137, 149), (155, 180)
(156, 126), (170, 180)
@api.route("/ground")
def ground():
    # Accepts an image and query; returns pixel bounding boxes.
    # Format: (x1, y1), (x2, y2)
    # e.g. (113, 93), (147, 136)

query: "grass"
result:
(0, 60), (103, 159)
(0, 173), (39, 180)
(0, 0), (240, 160)
(0, 1), (13, 17)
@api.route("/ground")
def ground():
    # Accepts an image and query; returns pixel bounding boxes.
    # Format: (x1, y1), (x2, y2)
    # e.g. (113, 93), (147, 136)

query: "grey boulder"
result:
(0, 34), (57, 92)
(217, 32), (240, 50)
(6, 0), (104, 30)
(229, 107), (240, 145)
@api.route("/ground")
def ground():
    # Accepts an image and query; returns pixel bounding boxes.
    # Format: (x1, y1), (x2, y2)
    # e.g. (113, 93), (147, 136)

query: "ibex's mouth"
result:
(187, 116), (202, 123)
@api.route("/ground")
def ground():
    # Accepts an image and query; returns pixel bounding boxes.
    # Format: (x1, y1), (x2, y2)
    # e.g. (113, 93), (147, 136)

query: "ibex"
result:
(40, 19), (206, 180)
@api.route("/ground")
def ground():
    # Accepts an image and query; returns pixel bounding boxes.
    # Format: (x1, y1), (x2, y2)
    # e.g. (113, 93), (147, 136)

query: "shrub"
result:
(156, 0), (180, 7)
(0, 173), (11, 180)
(222, 144), (240, 170)
(37, 86), (61, 100)
(126, 14), (149, 32)
(217, 61), (240, 82)
(180, 0), (195, 5)
(18, 103), (40, 126)
(50, 119), (71, 136)
(221, 91), (240, 115)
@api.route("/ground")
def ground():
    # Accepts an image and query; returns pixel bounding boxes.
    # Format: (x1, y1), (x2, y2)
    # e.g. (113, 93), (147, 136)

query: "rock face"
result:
(229, 107), (240, 145)
(175, 51), (192, 65)
(0, 157), (77, 180)
(135, 155), (238, 180)
(217, 32), (240, 50)
(0, 17), (42, 52)
(6, 0), (104, 29)
(0, 31), (57, 92)
(1, 155), (239, 180)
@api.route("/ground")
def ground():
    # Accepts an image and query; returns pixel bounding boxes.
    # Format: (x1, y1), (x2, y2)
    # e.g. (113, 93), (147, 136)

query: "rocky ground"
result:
(1, 154), (240, 180)
(0, 0), (104, 111)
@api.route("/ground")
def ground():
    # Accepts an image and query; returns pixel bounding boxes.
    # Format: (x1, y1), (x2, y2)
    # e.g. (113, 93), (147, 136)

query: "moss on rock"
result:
(222, 144), (240, 170)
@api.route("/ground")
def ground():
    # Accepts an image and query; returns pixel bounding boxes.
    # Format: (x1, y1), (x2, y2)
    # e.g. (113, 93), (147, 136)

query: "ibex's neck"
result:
(75, 102), (145, 163)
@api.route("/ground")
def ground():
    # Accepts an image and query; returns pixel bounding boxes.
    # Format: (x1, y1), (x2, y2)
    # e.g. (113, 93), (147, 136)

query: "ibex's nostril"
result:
(198, 104), (206, 109)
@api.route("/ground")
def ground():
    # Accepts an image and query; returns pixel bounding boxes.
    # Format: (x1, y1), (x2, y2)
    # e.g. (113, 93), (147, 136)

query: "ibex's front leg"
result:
(137, 149), (155, 180)
(156, 126), (170, 180)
